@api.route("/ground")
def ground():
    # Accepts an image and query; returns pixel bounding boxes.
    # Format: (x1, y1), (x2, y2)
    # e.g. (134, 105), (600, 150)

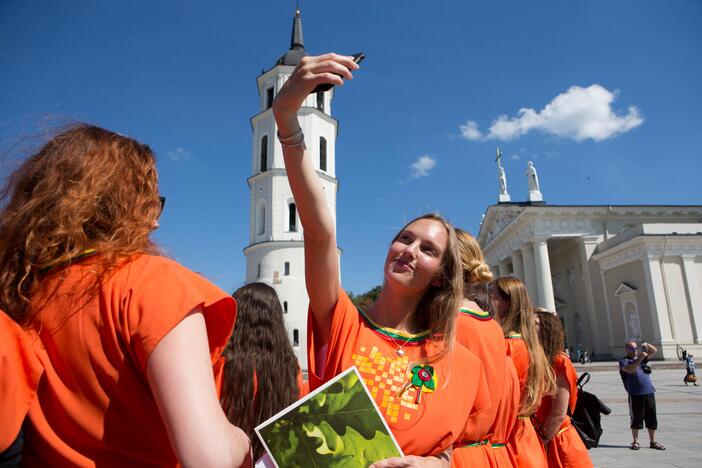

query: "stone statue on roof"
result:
(496, 148), (511, 203)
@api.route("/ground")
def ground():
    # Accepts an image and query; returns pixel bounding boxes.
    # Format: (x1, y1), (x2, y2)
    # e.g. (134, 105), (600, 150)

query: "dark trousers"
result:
(628, 393), (658, 430)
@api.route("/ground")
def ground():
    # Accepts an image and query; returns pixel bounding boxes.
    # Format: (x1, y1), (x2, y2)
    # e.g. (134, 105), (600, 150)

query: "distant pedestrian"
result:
(684, 353), (697, 386)
(619, 341), (665, 451)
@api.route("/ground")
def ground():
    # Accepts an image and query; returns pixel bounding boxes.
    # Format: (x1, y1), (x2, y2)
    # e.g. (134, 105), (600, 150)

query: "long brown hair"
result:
(535, 310), (565, 364)
(493, 277), (556, 415)
(221, 283), (300, 460)
(389, 213), (463, 351)
(0, 124), (161, 326)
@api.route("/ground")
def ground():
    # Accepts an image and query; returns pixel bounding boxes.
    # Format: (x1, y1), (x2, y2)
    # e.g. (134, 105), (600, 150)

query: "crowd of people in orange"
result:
(1, 53), (593, 467)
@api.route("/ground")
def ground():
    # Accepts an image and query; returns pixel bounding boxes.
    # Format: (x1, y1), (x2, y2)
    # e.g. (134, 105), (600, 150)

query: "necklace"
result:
(387, 333), (412, 357)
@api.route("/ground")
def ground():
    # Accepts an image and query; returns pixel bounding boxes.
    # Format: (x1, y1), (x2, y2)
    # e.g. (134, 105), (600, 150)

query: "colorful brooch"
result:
(400, 364), (437, 404)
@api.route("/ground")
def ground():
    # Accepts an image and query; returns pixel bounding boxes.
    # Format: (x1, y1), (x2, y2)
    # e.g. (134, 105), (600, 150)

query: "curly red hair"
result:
(0, 124), (161, 325)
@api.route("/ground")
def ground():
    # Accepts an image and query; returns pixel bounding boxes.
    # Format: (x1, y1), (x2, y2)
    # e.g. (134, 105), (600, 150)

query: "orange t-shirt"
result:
(0, 311), (43, 451)
(534, 353), (577, 430)
(23, 254), (236, 467)
(307, 291), (491, 457)
(451, 308), (507, 467)
(505, 334), (529, 396)
(534, 353), (592, 468)
(505, 335), (547, 468)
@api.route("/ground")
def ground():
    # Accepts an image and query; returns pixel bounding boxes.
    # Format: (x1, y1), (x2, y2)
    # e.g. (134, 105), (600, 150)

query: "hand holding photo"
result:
(255, 366), (403, 467)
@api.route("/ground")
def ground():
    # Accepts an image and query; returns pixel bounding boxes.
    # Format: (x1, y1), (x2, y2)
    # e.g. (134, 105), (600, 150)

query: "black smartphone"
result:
(311, 52), (365, 94)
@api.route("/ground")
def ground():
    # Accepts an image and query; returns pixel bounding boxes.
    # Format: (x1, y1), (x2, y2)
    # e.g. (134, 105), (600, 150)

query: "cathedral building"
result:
(244, 10), (340, 370)
(478, 156), (702, 360)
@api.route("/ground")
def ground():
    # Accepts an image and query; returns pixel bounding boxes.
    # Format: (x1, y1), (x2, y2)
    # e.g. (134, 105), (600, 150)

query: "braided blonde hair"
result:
(455, 229), (493, 285)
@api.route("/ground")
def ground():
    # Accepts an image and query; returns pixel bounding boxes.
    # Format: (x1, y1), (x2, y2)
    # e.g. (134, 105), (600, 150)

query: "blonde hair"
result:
(455, 228), (493, 286)
(390, 213), (463, 354)
(493, 277), (556, 415)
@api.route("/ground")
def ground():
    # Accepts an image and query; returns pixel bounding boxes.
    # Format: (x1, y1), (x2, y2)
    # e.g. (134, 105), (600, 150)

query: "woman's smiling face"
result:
(384, 218), (448, 295)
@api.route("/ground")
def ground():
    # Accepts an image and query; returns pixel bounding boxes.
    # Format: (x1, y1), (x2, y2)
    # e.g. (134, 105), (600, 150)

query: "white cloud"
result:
(459, 120), (483, 141)
(167, 147), (194, 161)
(510, 154), (521, 160)
(409, 155), (436, 178)
(460, 85), (643, 142)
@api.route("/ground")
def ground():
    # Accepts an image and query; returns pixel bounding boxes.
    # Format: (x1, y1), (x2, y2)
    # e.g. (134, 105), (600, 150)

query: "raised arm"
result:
(272, 54), (359, 343)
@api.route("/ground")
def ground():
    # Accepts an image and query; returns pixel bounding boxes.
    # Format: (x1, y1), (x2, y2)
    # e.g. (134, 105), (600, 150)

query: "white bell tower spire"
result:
(244, 9), (340, 370)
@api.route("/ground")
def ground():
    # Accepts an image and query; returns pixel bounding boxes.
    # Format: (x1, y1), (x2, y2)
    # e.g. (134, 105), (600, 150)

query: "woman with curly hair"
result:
(272, 53), (490, 466)
(490, 277), (555, 468)
(533, 310), (593, 468)
(451, 230), (519, 468)
(0, 124), (251, 466)
(220, 282), (304, 463)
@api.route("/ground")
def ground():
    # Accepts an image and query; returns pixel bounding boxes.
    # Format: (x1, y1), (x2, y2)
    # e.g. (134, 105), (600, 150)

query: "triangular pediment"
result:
(477, 205), (525, 246)
(614, 282), (637, 296)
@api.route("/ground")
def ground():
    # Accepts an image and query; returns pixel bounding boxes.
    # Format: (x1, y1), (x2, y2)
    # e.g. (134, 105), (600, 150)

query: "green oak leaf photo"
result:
(257, 367), (402, 467)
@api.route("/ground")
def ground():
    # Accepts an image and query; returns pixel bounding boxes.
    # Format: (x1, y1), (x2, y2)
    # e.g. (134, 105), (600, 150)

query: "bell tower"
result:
(244, 9), (340, 370)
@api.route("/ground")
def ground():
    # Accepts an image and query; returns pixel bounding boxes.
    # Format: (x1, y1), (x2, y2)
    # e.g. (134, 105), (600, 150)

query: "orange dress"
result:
(534, 354), (593, 468)
(307, 291), (491, 457)
(490, 357), (520, 468)
(505, 334), (547, 468)
(23, 254), (236, 467)
(451, 308), (507, 468)
(0, 311), (43, 452)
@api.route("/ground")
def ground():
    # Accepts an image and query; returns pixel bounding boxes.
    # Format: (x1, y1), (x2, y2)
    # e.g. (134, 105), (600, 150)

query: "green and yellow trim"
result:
(459, 308), (492, 321)
(491, 443), (507, 449)
(357, 307), (430, 344)
(506, 333), (523, 339)
(460, 439), (489, 448)
(40, 248), (98, 274)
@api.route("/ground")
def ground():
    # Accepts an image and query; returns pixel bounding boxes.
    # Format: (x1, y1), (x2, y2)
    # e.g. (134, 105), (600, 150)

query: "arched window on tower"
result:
(266, 87), (274, 109)
(293, 329), (299, 348)
(288, 202), (297, 232)
(319, 137), (327, 172)
(256, 201), (266, 236)
(260, 135), (268, 172)
(316, 91), (324, 112)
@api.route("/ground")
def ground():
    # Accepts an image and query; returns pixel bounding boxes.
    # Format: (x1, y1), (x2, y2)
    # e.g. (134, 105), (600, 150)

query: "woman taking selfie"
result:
(533, 310), (593, 468)
(451, 229), (516, 468)
(490, 277), (555, 468)
(273, 53), (490, 466)
(0, 125), (251, 467)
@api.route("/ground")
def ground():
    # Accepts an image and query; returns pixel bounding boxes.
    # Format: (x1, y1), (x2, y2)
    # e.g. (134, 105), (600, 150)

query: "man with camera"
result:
(619, 341), (666, 451)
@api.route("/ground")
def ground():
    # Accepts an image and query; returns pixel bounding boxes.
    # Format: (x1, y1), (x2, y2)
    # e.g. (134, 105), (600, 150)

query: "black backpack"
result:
(569, 372), (611, 449)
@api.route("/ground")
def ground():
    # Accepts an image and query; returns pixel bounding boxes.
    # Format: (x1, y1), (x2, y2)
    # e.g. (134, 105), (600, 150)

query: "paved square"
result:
(574, 365), (701, 468)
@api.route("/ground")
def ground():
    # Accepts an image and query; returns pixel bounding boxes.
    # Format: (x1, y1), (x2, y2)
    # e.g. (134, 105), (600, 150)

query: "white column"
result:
(520, 244), (538, 304)
(511, 250), (524, 280)
(641, 256), (675, 344)
(681, 255), (702, 344)
(498, 258), (511, 278)
(598, 270), (616, 349)
(533, 239), (556, 311)
(578, 237), (600, 352)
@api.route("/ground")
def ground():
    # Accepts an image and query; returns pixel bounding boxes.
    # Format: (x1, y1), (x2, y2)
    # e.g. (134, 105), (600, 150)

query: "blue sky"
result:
(1, 1), (701, 294)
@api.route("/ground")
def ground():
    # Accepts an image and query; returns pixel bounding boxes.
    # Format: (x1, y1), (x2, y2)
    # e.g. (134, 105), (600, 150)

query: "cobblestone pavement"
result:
(575, 366), (701, 468)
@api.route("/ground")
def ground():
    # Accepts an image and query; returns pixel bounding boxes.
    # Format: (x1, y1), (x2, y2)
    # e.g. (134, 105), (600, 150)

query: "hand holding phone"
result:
(311, 53), (365, 94)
